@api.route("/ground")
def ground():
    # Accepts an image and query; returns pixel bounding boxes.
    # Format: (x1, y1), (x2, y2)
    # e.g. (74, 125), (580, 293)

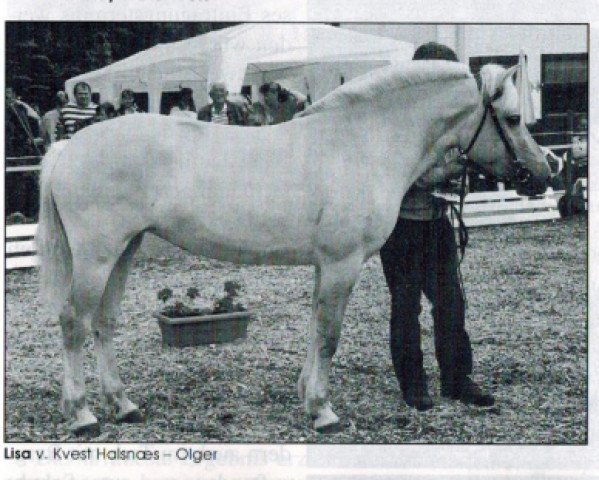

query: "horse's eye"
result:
(506, 115), (521, 127)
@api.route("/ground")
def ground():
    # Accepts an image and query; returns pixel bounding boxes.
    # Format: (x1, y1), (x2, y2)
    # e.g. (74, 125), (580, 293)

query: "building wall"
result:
(341, 24), (587, 119)
(342, 24), (437, 50)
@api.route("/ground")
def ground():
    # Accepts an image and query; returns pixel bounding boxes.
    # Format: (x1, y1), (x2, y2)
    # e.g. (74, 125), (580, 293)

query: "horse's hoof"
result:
(116, 408), (143, 424)
(113, 396), (142, 423)
(71, 421), (101, 437)
(313, 404), (340, 433)
(69, 407), (100, 437)
(315, 421), (342, 434)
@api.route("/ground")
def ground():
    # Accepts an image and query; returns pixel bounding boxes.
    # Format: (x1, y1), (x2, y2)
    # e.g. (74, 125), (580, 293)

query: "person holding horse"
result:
(380, 42), (495, 411)
(197, 82), (246, 126)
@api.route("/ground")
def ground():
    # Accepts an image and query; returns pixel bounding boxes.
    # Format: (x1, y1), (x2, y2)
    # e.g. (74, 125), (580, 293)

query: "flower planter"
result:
(154, 311), (252, 347)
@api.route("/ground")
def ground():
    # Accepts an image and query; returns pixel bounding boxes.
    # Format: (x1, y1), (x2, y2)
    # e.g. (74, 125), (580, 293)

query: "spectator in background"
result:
(5, 86), (43, 155)
(169, 87), (196, 118)
(554, 115), (588, 191)
(5, 86), (44, 220)
(197, 82), (246, 126)
(249, 82), (303, 126)
(95, 102), (117, 122)
(42, 90), (68, 147)
(59, 81), (97, 139)
(572, 116), (588, 180)
(117, 89), (141, 115)
(65, 101), (117, 131)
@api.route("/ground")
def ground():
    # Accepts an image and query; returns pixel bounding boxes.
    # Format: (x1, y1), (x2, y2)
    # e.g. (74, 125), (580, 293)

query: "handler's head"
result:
(412, 42), (458, 62)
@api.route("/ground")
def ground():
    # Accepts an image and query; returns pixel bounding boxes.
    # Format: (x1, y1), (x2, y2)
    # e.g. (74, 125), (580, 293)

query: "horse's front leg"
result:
(299, 253), (363, 432)
(298, 265), (321, 402)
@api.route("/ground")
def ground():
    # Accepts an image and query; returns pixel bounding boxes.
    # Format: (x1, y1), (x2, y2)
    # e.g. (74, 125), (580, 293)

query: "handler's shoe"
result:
(403, 379), (434, 411)
(442, 377), (495, 407)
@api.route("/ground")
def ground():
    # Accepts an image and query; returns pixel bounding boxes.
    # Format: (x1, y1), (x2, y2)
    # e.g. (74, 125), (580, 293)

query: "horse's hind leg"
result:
(299, 253), (363, 432)
(59, 297), (99, 436)
(93, 234), (143, 424)
(60, 260), (119, 436)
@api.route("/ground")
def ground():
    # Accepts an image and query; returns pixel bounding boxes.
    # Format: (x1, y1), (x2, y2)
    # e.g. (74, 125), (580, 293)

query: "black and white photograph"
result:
(2, 1), (595, 478)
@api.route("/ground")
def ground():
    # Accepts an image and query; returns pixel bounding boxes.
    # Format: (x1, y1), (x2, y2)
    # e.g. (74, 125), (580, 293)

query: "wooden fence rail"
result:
(6, 224), (39, 270)
(443, 188), (564, 227)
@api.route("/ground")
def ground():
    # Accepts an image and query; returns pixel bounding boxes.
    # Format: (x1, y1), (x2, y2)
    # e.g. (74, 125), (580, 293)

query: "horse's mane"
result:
(297, 60), (473, 117)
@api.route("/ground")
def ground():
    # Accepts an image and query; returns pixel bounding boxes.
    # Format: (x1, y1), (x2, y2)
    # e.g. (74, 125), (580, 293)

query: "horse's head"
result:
(464, 64), (551, 196)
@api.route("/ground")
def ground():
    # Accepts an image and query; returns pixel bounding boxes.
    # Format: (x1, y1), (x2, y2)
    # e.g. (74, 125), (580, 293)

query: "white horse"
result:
(37, 61), (550, 436)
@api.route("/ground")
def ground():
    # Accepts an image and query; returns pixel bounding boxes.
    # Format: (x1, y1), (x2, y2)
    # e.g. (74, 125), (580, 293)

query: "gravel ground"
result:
(4, 215), (587, 443)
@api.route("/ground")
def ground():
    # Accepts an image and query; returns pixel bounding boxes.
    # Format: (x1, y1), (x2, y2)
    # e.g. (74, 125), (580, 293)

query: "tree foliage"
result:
(6, 22), (236, 112)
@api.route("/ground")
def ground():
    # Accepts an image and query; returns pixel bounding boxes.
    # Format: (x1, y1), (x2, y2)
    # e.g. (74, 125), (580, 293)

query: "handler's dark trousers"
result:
(380, 216), (473, 392)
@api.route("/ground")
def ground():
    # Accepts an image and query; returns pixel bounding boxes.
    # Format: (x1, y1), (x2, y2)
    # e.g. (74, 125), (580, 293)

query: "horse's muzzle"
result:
(514, 165), (549, 196)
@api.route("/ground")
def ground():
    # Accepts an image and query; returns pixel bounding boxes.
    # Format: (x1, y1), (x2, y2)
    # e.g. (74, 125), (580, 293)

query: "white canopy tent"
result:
(65, 23), (414, 113)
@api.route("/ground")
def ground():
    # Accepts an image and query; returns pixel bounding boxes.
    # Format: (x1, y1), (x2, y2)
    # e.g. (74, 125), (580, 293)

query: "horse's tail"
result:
(37, 141), (72, 315)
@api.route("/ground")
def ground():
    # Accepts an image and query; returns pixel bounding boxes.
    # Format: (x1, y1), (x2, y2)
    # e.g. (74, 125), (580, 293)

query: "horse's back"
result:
(46, 107), (401, 267)
(48, 114), (326, 265)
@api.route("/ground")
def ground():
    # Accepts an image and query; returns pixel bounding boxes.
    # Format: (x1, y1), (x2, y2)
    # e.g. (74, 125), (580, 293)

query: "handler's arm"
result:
(415, 151), (465, 188)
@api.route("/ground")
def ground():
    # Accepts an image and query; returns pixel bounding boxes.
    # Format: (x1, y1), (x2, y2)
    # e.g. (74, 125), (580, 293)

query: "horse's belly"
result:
(193, 241), (314, 265)
(153, 217), (316, 266)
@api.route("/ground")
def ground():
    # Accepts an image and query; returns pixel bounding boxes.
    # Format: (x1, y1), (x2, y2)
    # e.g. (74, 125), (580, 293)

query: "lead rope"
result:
(450, 99), (490, 311)
(451, 158), (470, 310)
(451, 89), (507, 310)
(455, 156), (470, 262)
(452, 97), (491, 263)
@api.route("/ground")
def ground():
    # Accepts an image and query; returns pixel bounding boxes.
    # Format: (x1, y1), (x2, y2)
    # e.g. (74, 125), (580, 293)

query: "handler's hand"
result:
(445, 156), (467, 179)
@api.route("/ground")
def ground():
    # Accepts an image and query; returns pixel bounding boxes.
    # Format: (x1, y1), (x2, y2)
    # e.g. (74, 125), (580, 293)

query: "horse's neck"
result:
(375, 80), (478, 186)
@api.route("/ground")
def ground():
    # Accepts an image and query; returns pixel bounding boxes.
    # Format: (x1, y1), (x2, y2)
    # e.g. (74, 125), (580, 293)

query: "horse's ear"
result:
(498, 65), (519, 88)
(482, 65), (519, 104)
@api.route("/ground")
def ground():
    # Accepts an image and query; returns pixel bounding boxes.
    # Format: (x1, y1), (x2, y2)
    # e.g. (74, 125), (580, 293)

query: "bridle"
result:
(451, 87), (534, 260)
(458, 88), (534, 187)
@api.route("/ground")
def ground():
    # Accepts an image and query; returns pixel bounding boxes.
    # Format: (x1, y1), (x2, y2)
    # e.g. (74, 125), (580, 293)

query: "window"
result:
(541, 53), (587, 121)
(131, 92), (149, 112)
(160, 92), (180, 115)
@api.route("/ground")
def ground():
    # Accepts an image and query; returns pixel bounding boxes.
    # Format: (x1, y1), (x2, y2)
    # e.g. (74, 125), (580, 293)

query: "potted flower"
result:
(154, 281), (252, 347)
